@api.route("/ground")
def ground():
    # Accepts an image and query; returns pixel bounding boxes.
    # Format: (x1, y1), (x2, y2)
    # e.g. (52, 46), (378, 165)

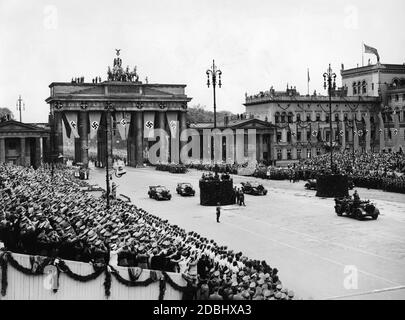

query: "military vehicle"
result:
(334, 197), (379, 220)
(176, 183), (195, 196)
(148, 185), (172, 200)
(241, 181), (268, 196)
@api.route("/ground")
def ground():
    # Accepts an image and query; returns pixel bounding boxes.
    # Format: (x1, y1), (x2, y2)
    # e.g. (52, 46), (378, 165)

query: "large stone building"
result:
(189, 116), (274, 164)
(0, 120), (50, 168)
(46, 50), (192, 168)
(244, 62), (405, 165)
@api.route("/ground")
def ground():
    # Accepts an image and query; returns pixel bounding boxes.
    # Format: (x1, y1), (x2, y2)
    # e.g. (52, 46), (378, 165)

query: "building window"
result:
(297, 149), (302, 159)
(370, 116), (374, 123)
(306, 113), (311, 122)
(287, 131), (291, 143)
(326, 132), (330, 141)
(296, 114), (301, 122)
(325, 114), (330, 123)
(276, 132), (282, 142)
(402, 94), (405, 101)
(277, 149), (282, 160)
(357, 82), (361, 95)
(362, 81), (367, 94)
(335, 129), (340, 140)
(316, 148), (321, 156)
(372, 83), (374, 91)
(287, 112), (293, 123)
(388, 130), (392, 140)
(344, 113), (348, 121)
(287, 149), (292, 160)
(353, 82), (357, 95)
(281, 112), (286, 123)
(275, 112), (280, 123)
(307, 149), (312, 158)
(334, 113), (339, 122)
(297, 131), (302, 141)
(306, 130), (311, 141)
(316, 113), (321, 122)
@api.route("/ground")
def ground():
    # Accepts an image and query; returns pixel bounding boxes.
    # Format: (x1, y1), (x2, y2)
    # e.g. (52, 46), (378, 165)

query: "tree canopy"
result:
(186, 104), (235, 124)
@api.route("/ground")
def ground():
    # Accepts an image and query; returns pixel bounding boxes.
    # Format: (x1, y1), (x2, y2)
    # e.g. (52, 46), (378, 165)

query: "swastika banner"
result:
(64, 112), (80, 139)
(89, 112), (102, 139)
(144, 111), (155, 139)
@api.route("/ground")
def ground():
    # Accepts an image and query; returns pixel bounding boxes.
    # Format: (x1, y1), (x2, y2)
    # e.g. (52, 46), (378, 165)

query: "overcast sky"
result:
(1, 0), (404, 123)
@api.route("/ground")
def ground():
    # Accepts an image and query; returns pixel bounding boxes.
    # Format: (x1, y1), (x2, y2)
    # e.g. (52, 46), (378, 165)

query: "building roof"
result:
(341, 63), (405, 77)
(189, 118), (274, 130)
(0, 120), (50, 137)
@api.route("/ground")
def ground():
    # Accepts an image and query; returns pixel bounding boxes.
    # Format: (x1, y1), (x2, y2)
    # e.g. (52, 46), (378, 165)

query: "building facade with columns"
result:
(189, 116), (274, 164)
(244, 63), (405, 165)
(0, 120), (50, 168)
(45, 51), (192, 168)
(341, 63), (405, 152)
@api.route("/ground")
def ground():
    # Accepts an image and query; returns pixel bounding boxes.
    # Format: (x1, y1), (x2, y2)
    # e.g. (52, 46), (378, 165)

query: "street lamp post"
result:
(323, 64), (337, 172)
(206, 60), (222, 129)
(104, 102), (114, 209)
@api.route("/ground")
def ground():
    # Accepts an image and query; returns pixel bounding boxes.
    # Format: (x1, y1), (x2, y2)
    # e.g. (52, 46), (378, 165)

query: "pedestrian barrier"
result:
(0, 252), (187, 300)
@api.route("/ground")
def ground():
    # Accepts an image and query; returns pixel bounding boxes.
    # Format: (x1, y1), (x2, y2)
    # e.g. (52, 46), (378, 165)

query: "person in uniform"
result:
(239, 192), (246, 207)
(353, 190), (361, 209)
(216, 203), (221, 223)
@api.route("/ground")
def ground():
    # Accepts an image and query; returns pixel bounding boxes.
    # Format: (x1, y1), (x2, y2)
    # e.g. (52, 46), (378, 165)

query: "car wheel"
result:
(372, 208), (379, 220)
(355, 209), (363, 220)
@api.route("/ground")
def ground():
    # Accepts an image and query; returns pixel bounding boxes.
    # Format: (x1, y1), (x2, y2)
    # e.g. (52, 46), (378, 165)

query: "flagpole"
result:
(307, 68), (309, 96)
(362, 42), (364, 67)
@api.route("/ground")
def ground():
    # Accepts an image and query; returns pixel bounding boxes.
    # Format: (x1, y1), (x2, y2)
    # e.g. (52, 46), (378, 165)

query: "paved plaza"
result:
(89, 167), (405, 300)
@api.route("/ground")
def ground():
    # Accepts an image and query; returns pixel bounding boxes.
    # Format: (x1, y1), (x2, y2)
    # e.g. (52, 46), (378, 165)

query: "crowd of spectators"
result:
(0, 163), (294, 300)
(253, 151), (405, 193)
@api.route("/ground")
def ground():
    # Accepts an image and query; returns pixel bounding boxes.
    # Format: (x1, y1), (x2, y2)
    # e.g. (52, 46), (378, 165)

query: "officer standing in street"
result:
(216, 202), (221, 223)
(240, 192), (246, 207)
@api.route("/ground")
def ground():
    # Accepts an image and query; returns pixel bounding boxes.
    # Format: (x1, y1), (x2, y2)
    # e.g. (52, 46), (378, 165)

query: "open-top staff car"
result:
(148, 185), (172, 200)
(176, 183), (195, 196)
(305, 178), (354, 191)
(241, 181), (268, 195)
(304, 179), (317, 190)
(334, 197), (379, 220)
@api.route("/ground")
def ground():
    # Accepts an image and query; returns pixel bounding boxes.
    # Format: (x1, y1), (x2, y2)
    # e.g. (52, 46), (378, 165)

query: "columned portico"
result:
(0, 138), (5, 163)
(0, 120), (50, 168)
(20, 137), (26, 166)
(45, 50), (192, 167)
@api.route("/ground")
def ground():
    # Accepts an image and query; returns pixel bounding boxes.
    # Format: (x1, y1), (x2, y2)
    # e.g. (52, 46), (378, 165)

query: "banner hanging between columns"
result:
(166, 113), (179, 137)
(115, 112), (131, 140)
(89, 112), (102, 140)
(144, 112), (155, 139)
(378, 112), (385, 151)
(63, 112), (80, 139)
(393, 111), (400, 151)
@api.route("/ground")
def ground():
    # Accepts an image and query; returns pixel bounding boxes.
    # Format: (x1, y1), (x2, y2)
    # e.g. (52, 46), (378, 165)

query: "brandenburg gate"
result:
(46, 50), (192, 168)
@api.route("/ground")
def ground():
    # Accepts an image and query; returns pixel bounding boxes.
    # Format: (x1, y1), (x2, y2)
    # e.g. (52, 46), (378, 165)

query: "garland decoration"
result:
(110, 266), (154, 287)
(104, 266), (111, 298)
(158, 279), (166, 300)
(162, 271), (187, 292)
(1, 253), (8, 296)
(58, 260), (104, 282)
(0, 251), (194, 299)
(6, 252), (44, 275)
